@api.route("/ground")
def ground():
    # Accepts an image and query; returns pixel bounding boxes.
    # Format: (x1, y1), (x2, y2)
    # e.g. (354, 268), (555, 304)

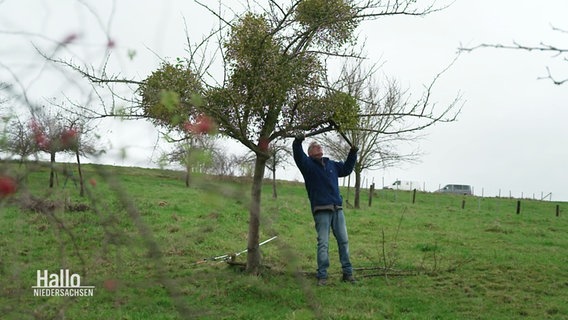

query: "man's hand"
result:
(295, 133), (305, 142)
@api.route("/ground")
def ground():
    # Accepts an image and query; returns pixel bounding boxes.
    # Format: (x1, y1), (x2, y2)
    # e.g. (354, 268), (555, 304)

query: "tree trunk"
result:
(49, 151), (56, 188)
(354, 168), (361, 209)
(76, 149), (85, 197)
(185, 149), (191, 187)
(271, 157), (277, 199)
(246, 154), (267, 275)
(185, 167), (190, 187)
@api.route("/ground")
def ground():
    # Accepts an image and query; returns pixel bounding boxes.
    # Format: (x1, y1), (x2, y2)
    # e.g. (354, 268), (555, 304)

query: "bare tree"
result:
(164, 134), (223, 186)
(64, 117), (102, 197)
(265, 140), (292, 199)
(210, 149), (248, 177)
(5, 116), (38, 165)
(28, 109), (76, 188)
(6, 110), (101, 194)
(324, 59), (462, 208)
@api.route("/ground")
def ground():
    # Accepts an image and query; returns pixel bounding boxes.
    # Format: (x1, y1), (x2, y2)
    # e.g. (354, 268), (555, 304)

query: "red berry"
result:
(89, 179), (97, 187)
(0, 176), (17, 197)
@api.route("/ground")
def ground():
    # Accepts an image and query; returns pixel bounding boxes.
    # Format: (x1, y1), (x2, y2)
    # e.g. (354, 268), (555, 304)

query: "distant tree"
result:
(167, 140), (196, 187)
(264, 140), (291, 199)
(29, 110), (76, 188)
(164, 134), (219, 187)
(323, 61), (461, 208)
(460, 25), (568, 85)
(21, 109), (100, 194)
(5, 116), (38, 164)
(208, 148), (244, 177)
(232, 152), (256, 179)
(241, 138), (290, 199)
(0, 84), (15, 158)
(65, 117), (101, 197)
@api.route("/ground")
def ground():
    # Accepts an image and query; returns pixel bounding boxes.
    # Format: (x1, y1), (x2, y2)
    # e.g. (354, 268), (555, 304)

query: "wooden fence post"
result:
(556, 205), (560, 217)
(368, 183), (375, 207)
(516, 200), (521, 214)
(412, 189), (417, 204)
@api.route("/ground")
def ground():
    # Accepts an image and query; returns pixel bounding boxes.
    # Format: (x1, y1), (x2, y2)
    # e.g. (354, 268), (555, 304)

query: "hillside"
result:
(1, 162), (567, 319)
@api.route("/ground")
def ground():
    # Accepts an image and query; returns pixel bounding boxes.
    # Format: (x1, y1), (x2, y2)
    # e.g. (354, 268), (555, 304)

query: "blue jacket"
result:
(293, 139), (357, 213)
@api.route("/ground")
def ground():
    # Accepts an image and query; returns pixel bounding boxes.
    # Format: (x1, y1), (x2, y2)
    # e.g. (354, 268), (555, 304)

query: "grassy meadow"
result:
(0, 162), (567, 319)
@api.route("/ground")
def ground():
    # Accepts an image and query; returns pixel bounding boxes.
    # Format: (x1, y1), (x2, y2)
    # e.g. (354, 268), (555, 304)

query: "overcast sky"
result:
(1, 0), (567, 201)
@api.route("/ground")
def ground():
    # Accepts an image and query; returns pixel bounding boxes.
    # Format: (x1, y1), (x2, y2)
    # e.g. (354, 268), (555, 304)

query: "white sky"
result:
(1, 0), (567, 201)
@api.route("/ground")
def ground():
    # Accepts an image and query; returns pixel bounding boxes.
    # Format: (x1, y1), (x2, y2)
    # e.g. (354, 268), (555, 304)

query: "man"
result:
(292, 133), (358, 286)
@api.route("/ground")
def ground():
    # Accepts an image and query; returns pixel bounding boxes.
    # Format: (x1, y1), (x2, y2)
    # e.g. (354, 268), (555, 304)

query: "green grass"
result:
(1, 162), (567, 319)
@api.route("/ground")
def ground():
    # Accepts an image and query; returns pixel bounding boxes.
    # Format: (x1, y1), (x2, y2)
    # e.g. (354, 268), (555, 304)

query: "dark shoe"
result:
(342, 274), (356, 283)
(317, 278), (327, 286)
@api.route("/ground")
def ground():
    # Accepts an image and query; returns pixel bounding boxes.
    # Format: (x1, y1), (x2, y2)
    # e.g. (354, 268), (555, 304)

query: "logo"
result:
(32, 269), (95, 297)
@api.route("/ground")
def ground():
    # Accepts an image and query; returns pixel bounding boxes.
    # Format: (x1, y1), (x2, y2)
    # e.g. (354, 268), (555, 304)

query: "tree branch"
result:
(459, 24), (568, 85)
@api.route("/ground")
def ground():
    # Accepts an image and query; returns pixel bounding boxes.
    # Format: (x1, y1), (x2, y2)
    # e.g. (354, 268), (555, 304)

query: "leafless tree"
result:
(5, 116), (38, 164)
(65, 117), (103, 197)
(165, 134), (228, 186)
(324, 59), (462, 208)
(265, 140), (292, 199)
(5, 109), (101, 195)
(210, 151), (246, 177)
(27, 109), (74, 188)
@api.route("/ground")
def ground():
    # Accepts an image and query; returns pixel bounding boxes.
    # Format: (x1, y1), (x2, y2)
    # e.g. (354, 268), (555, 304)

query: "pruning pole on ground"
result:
(195, 236), (278, 265)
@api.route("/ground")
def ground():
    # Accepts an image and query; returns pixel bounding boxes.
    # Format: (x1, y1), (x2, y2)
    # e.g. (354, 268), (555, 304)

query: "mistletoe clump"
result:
(295, 0), (358, 49)
(139, 60), (203, 129)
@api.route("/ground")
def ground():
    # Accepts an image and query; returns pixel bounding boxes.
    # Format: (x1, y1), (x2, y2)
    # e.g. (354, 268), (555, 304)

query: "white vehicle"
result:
(384, 180), (423, 191)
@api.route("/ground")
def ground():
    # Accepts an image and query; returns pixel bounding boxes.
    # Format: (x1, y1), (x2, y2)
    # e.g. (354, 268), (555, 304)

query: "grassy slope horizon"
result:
(1, 161), (567, 319)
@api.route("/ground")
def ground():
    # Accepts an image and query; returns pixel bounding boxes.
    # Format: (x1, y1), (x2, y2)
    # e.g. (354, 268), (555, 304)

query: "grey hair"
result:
(307, 141), (321, 154)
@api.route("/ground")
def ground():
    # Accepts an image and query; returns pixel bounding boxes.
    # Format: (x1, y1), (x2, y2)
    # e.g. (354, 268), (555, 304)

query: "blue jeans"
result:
(313, 209), (352, 279)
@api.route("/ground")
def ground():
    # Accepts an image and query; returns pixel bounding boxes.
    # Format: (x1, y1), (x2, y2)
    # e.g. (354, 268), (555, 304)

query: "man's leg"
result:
(331, 209), (353, 277)
(313, 211), (332, 280)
